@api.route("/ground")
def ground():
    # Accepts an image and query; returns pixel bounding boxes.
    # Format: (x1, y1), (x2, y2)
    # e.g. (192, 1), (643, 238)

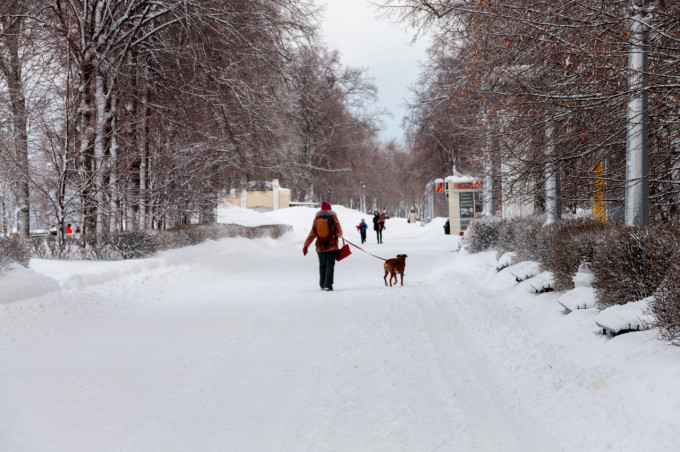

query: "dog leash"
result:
(342, 238), (387, 261)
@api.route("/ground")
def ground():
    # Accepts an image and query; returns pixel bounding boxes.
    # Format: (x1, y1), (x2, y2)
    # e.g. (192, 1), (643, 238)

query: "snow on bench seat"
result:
(509, 261), (541, 283)
(558, 286), (596, 313)
(594, 298), (655, 337)
(496, 252), (516, 272)
(525, 271), (554, 294)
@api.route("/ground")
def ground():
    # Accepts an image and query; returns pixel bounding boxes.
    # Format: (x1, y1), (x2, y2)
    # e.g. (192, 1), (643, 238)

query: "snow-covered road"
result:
(2, 206), (679, 451)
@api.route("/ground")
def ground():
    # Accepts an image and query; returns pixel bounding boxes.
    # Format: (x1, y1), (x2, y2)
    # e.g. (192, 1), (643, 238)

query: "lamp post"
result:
(625, 0), (652, 226)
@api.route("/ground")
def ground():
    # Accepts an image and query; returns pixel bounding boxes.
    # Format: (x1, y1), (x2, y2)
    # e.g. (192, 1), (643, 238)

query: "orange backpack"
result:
(315, 215), (335, 244)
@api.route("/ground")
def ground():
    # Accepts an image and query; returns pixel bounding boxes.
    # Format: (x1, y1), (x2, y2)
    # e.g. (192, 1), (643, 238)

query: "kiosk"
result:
(446, 175), (483, 236)
(226, 179), (291, 212)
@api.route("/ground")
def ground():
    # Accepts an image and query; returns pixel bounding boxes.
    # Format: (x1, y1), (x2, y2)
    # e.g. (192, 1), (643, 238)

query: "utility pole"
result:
(625, 0), (652, 226)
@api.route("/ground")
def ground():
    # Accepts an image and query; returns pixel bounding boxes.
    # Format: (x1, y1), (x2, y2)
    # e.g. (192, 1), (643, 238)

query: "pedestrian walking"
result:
(372, 211), (382, 244)
(356, 219), (368, 244)
(302, 201), (344, 291)
(407, 208), (418, 224)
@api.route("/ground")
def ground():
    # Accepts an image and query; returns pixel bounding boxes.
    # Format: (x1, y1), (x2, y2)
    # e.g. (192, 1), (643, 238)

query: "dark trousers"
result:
(376, 229), (382, 243)
(360, 230), (366, 243)
(317, 250), (338, 289)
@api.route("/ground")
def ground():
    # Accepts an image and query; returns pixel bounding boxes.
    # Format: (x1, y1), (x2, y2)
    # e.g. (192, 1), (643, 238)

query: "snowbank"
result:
(216, 203), (280, 226)
(0, 264), (59, 304)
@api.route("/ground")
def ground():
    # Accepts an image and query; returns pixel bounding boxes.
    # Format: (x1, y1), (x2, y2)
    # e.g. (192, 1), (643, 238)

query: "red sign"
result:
(436, 182), (444, 193)
(453, 181), (482, 190)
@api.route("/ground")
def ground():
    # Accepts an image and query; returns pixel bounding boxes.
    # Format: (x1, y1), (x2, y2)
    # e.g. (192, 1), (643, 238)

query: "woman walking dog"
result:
(303, 201), (344, 291)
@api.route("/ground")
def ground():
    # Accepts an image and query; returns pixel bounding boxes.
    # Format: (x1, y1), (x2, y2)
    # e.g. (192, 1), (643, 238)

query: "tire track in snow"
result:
(414, 282), (559, 451)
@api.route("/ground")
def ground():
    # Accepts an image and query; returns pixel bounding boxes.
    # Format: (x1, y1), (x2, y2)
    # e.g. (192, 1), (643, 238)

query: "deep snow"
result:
(2, 205), (680, 451)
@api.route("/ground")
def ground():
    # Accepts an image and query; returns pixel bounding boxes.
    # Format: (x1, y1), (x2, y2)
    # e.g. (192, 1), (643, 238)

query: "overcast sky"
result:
(317, 0), (431, 144)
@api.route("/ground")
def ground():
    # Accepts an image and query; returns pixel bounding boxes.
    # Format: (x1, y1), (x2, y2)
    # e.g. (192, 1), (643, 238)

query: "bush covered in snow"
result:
(495, 218), (517, 260)
(513, 214), (545, 263)
(592, 224), (680, 309)
(31, 235), (79, 260)
(652, 261), (680, 345)
(537, 220), (559, 272)
(464, 215), (501, 253)
(0, 235), (31, 274)
(111, 231), (160, 259)
(545, 218), (606, 291)
(28, 223), (293, 262)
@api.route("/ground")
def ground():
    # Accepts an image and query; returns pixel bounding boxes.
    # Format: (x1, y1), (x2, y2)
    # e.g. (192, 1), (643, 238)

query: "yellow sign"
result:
(594, 159), (606, 222)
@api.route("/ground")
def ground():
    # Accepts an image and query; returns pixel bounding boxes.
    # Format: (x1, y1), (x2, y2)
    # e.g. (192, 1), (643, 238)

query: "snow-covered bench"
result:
(594, 298), (655, 337)
(558, 286), (596, 313)
(527, 271), (554, 294)
(496, 252), (516, 272)
(509, 261), (541, 283)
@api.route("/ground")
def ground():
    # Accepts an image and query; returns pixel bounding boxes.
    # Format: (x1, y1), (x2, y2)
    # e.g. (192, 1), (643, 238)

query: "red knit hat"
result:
(321, 201), (331, 210)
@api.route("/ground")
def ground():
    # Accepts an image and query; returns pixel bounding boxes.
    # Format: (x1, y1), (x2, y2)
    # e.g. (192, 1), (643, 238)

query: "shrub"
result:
(25, 222), (293, 262)
(652, 261), (680, 345)
(592, 224), (680, 309)
(0, 235), (31, 274)
(111, 231), (159, 259)
(465, 215), (501, 253)
(79, 234), (118, 260)
(513, 214), (546, 263)
(537, 221), (560, 272)
(495, 218), (518, 260)
(548, 218), (606, 291)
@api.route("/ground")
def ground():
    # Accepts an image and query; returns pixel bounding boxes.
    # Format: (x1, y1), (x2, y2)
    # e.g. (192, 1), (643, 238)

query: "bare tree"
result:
(0, 0), (37, 237)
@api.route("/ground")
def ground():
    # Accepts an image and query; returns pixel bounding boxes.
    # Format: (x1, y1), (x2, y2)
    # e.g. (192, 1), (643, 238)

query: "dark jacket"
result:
(304, 209), (344, 252)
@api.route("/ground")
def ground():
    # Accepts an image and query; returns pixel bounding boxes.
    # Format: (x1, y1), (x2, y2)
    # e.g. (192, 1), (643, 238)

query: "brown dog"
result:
(384, 254), (407, 287)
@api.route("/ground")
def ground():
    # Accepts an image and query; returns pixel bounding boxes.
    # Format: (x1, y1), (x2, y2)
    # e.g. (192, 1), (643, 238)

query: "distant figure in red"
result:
(66, 223), (73, 234)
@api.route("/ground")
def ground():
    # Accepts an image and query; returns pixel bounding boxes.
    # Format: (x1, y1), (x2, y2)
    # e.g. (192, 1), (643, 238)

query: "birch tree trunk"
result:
(138, 62), (149, 230)
(544, 122), (560, 224)
(109, 94), (120, 232)
(0, 12), (30, 237)
(94, 70), (109, 236)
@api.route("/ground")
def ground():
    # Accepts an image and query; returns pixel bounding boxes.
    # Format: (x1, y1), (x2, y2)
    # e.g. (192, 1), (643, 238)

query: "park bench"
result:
(594, 298), (654, 337)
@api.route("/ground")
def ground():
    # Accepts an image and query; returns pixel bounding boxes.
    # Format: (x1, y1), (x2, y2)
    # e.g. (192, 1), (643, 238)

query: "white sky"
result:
(317, 0), (431, 144)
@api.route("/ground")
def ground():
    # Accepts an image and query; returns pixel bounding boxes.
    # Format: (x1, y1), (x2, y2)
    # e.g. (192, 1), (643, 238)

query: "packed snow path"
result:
(2, 206), (678, 451)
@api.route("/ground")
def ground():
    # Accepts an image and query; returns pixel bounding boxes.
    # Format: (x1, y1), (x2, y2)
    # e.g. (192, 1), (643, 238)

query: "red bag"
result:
(336, 239), (351, 261)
